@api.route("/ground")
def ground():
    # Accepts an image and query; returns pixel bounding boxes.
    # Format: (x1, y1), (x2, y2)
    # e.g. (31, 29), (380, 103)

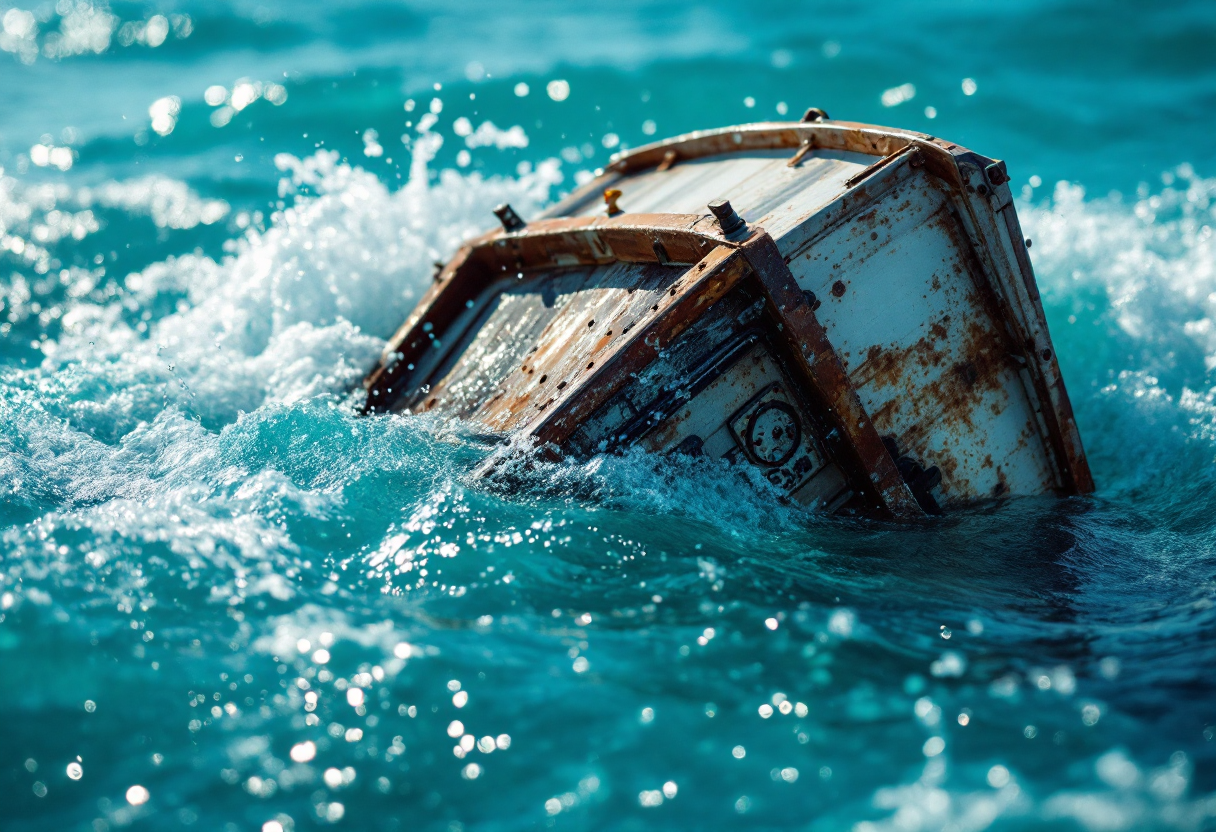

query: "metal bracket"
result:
(787, 138), (816, 168)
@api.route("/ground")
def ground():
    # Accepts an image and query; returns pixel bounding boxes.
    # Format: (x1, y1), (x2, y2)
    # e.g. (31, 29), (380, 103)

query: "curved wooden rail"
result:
(363, 213), (741, 409)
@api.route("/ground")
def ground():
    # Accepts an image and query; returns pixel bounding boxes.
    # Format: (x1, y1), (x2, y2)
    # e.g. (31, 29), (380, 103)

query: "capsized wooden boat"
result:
(362, 111), (1093, 520)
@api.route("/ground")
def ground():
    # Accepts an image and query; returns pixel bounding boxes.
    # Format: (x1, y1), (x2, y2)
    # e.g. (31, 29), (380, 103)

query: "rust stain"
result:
(851, 310), (1012, 504)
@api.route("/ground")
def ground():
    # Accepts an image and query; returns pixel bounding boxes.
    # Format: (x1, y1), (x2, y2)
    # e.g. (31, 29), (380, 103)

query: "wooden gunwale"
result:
(362, 213), (731, 410)
(540, 120), (965, 220)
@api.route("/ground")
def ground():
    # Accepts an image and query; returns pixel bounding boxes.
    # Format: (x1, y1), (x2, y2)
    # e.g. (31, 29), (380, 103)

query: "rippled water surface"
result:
(2, 2), (1216, 830)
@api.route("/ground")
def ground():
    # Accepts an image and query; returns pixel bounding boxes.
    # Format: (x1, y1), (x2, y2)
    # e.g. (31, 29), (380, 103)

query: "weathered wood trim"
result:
(541, 121), (971, 221)
(363, 214), (738, 412)
(740, 232), (925, 520)
(602, 121), (965, 187)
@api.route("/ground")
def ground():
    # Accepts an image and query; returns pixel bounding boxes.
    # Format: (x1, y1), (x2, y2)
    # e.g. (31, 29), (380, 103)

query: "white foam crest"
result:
(1041, 751), (1204, 831)
(0, 169), (221, 284)
(0, 398), (450, 614)
(1, 8), (39, 64)
(252, 605), (423, 658)
(860, 776), (1025, 832)
(42, 0), (118, 58)
(1018, 170), (1216, 486)
(0, 406), (309, 597)
(0, 401), (310, 520)
(463, 121), (530, 150)
(37, 148), (561, 425)
(1, 149), (565, 603)
(0, 377), (478, 611)
(1021, 169), (1216, 370)
(491, 444), (814, 536)
(0, 174), (87, 273)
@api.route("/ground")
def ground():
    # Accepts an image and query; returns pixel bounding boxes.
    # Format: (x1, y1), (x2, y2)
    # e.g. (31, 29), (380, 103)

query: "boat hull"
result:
(363, 118), (1093, 519)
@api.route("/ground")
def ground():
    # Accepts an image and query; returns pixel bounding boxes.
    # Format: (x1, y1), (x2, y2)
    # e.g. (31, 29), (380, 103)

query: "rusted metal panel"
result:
(534, 239), (920, 518)
(784, 173), (1057, 505)
(363, 117), (1093, 519)
(626, 342), (854, 512)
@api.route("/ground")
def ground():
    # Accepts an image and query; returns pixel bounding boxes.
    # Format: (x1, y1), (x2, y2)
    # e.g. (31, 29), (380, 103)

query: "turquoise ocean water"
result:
(2, 1), (1215, 829)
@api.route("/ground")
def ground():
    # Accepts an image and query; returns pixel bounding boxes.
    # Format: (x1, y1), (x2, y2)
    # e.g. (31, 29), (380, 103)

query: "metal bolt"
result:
(652, 239), (671, 265)
(801, 107), (829, 123)
(708, 199), (747, 238)
(493, 203), (526, 232)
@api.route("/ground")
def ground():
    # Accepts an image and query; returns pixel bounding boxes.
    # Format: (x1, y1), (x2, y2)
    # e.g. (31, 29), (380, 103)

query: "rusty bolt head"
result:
(708, 199), (747, 238)
(831, 280), (847, 298)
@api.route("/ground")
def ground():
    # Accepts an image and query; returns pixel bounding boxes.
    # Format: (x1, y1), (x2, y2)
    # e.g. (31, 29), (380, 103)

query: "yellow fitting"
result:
(603, 188), (623, 216)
